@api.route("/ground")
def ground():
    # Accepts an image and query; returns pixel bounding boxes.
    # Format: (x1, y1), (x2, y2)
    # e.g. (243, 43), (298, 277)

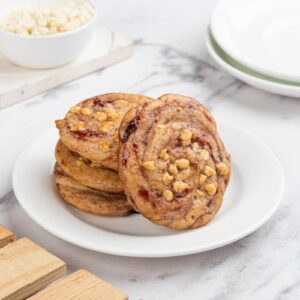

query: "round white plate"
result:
(13, 123), (284, 257)
(206, 30), (300, 98)
(211, 0), (300, 82)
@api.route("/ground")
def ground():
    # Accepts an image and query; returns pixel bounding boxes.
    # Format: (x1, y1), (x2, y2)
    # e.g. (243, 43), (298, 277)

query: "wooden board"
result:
(0, 237), (66, 300)
(0, 26), (133, 109)
(28, 269), (128, 300)
(0, 225), (15, 248)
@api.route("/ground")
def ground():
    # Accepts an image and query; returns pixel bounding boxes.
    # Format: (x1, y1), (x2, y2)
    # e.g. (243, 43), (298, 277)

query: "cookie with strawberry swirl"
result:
(56, 93), (153, 170)
(118, 94), (230, 229)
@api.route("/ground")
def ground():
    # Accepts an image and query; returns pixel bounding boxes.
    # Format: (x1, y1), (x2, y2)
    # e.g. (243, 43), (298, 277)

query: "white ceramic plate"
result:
(211, 0), (300, 82)
(13, 123), (284, 257)
(206, 30), (300, 98)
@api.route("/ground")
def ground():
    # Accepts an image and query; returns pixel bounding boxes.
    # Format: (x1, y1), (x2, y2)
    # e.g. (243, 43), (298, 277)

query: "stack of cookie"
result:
(54, 93), (231, 230)
(54, 93), (153, 217)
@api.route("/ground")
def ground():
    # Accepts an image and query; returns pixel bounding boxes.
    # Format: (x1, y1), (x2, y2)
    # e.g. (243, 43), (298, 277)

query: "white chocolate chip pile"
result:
(0, 0), (95, 36)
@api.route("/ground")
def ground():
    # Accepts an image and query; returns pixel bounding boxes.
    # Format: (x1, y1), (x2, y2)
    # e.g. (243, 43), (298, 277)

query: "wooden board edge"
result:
(0, 225), (16, 248)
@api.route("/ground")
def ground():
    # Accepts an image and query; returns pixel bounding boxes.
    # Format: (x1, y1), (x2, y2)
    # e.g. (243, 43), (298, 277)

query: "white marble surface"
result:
(0, 1), (299, 299)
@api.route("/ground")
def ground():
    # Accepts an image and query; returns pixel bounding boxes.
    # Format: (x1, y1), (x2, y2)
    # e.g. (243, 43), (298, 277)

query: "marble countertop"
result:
(0, 1), (299, 299)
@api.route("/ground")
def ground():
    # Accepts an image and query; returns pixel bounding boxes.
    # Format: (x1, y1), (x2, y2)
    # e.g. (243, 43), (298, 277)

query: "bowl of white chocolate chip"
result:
(0, 0), (96, 68)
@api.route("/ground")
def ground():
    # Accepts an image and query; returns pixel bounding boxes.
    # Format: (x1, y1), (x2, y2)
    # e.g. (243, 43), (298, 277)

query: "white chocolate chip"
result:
(160, 149), (169, 161)
(168, 164), (178, 175)
(204, 166), (216, 177)
(0, 2), (95, 36)
(173, 180), (189, 193)
(80, 107), (92, 115)
(75, 121), (85, 131)
(175, 158), (190, 169)
(192, 142), (200, 152)
(180, 129), (192, 146)
(205, 183), (217, 195)
(142, 161), (156, 171)
(216, 162), (229, 175)
(198, 174), (207, 185)
(163, 190), (174, 201)
(162, 173), (173, 185)
(196, 189), (205, 198)
(95, 111), (107, 121)
(200, 149), (210, 161)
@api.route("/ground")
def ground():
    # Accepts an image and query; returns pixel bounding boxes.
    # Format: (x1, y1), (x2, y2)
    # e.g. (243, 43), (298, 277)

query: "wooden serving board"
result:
(0, 26), (133, 109)
(0, 225), (128, 300)
(29, 269), (127, 300)
(0, 225), (15, 247)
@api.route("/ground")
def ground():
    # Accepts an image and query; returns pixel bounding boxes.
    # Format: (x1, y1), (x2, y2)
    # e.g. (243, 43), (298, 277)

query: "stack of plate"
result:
(207, 0), (300, 97)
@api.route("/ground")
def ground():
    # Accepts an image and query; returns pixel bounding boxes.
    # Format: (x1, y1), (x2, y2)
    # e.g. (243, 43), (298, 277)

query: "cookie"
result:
(55, 140), (123, 193)
(118, 94), (230, 229)
(54, 164), (133, 216)
(56, 93), (153, 170)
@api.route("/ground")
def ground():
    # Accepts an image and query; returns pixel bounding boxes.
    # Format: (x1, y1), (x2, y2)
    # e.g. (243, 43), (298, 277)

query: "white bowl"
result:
(0, 0), (97, 69)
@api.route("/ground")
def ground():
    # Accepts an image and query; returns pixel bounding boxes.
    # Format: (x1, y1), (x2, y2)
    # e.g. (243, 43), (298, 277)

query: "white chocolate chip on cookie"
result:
(175, 158), (190, 169)
(180, 129), (192, 146)
(143, 161), (156, 171)
(196, 189), (205, 198)
(198, 174), (207, 185)
(200, 149), (210, 161)
(204, 165), (216, 177)
(216, 162), (229, 175)
(173, 180), (189, 193)
(205, 183), (217, 195)
(75, 121), (85, 131)
(160, 149), (169, 161)
(80, 107), (92, 115)
(163, 190), (174, 201)
(95, 111), (107, 121)
(168, 164), (179, 175)
(192, 142), (200, 152)
(162, 173), (173, 185)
